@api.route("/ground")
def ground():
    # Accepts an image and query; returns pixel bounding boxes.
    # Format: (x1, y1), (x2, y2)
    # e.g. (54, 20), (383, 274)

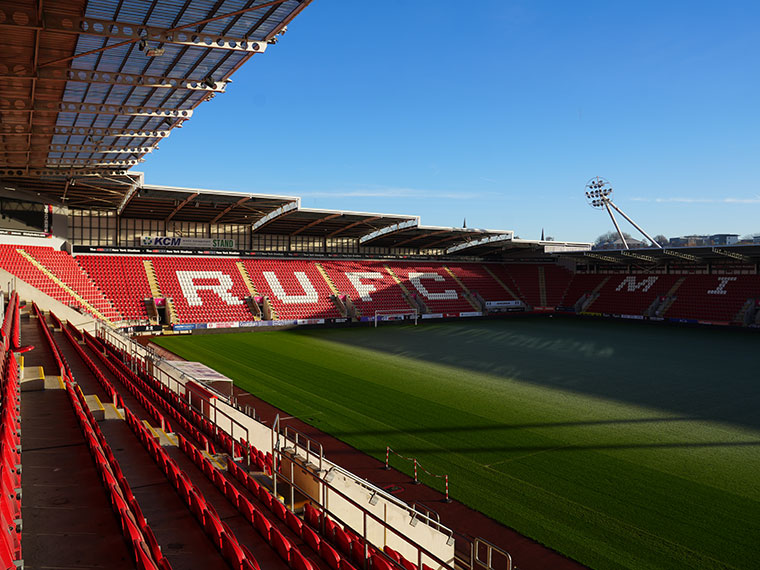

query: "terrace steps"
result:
(315, 262), (340, 295)
(442, 266), (481, 311)
(383, 265), (425, 312)
(538, 266), (547, 307)
(482, 265), (521, 301)
(236, 261), (259, 296)
(142, 259), (162, 298)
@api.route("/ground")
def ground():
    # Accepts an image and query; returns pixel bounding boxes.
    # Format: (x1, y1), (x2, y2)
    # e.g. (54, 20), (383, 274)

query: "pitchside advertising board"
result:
(141, 236), (235, 248)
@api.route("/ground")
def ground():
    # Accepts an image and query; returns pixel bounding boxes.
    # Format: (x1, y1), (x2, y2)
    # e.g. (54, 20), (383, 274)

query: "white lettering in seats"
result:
(408, 272), (458, 300)
(263, 271), (319, 304)
(707, 277), (737, 295)
(346, 272), (383, 302)
(616, 276), (658, 292)
(176, 271), (243, 306)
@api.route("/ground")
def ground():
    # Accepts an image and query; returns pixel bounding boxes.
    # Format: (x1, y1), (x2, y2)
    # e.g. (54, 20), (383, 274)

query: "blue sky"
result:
(142, 1), (760, 243)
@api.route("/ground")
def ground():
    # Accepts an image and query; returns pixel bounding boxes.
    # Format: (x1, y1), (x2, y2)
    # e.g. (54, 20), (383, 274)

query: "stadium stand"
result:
(243, 259), (342, 321)
(663, 275), (760, 324)
(151, 256), (257, 324)
(320, 260), (412, 317)
(385, 263), (474, 316)
(0, 245), (121, 321)
(447, 264), (519, 304)
(78, 255), (153, 322)
(583, 274), (680, 316)
(0, 293), (22, 569)
(542, 265), (575, 307)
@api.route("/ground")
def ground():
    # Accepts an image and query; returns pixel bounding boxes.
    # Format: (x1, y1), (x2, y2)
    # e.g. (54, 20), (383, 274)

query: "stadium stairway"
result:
(19, 312), (136, 569)
(662, 275), (760, 324)
(243, 259), (342, 321)
(584, 274), (680, 316)
(386, 263), (474, 316)
(481, 265), (522, 304)
(78, 255), (153, 322)
(441, 267), (481, 311)
(319, 260), (410, 317)
(48, 312), (289, 570)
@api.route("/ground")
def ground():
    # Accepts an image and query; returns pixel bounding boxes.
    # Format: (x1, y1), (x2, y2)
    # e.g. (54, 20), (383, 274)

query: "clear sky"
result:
(141, 0), (760, 244)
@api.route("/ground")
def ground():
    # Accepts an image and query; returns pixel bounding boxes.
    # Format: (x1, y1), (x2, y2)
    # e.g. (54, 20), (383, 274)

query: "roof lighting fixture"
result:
(202, 75), (217, 89)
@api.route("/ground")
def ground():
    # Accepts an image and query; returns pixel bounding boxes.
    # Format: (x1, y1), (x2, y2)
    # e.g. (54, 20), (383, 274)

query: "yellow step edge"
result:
(315, 262), (340, 295)
(161, 430), (178, 446)
(202, 450), (226, 470)
(142, 420), (160, 440)
(142, 259), (162, 298)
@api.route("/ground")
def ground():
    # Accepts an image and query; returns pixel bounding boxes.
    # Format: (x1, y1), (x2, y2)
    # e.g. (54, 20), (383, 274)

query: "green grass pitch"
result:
(154, 318), (760, 570)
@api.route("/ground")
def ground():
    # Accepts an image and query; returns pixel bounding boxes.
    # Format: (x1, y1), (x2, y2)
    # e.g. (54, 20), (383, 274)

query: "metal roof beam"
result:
(117, 181), (141, 216)
(3, 145), (155, 154)
(394, 230), (449, 248)
(41, 13), (270, 55)
(621, 251), (658, 263)
(584, 252), (623, 264)
(165, 193), (199, 222)
(426, 234), (479, 249)
(712, 247), (750, 262)
(0, 126), (171, 138)
(0, 168), (129, 177)
(359, 219), (420, 244)
(662, 249), (700, 262)
(44, 158), (142, 167)
(210, 196), (250, 224)
(0, 66), (229, 92)
(291, 213), (342, 236)
(251, 201), (299, 232)
(0, 100), (193, 118)
(327, 216), (381, 238)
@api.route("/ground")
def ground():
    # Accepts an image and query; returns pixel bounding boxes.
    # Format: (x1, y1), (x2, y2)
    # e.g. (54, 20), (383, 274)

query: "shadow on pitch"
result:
(301, 317), (760, 432)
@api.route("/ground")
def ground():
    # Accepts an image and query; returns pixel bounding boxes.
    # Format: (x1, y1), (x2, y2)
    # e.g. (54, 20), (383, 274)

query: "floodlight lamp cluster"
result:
(585, 177), (613, 209)
(582, 175), (663, 250)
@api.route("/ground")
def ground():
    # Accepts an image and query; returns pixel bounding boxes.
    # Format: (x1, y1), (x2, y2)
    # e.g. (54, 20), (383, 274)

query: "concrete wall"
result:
(0, 233), (66, 249)
(1, 269), (96, 332)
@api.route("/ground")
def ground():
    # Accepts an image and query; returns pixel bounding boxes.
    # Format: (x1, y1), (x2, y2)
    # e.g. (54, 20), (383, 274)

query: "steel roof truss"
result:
(291, 213), (342, 236)
(327, 216), (381, 238)
(210, 196), (251, 224)
(43, 14), (269, 54)
(165, 192), (199, 222)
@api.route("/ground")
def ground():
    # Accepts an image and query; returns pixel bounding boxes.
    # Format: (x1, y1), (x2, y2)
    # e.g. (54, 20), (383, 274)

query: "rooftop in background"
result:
(560, 245), (760, 267)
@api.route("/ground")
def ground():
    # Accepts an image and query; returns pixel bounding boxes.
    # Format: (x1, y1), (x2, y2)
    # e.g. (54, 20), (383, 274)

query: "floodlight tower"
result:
(585, 177), (662, 249)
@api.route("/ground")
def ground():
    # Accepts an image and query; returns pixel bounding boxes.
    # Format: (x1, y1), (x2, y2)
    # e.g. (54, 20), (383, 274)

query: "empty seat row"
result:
(33, 307), (169, 570)
(124, 407), (261, 570)
(64, 378), (171, 570)
(0, 293), (21, 569)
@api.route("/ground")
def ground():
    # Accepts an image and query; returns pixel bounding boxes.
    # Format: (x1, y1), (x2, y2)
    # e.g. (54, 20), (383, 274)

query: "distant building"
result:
(667, 234), (739, 247)
(668, 235), (708, 247)
(710, 234), (739, 246)
(595, 236), (646, 250)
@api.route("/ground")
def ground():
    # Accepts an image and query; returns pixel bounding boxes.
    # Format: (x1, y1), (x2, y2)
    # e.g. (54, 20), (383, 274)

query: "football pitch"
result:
(154, 318), (760, 570)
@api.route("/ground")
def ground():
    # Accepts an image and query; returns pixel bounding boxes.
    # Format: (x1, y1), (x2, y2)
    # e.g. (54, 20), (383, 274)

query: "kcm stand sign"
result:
(141, 236), (235, 248)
